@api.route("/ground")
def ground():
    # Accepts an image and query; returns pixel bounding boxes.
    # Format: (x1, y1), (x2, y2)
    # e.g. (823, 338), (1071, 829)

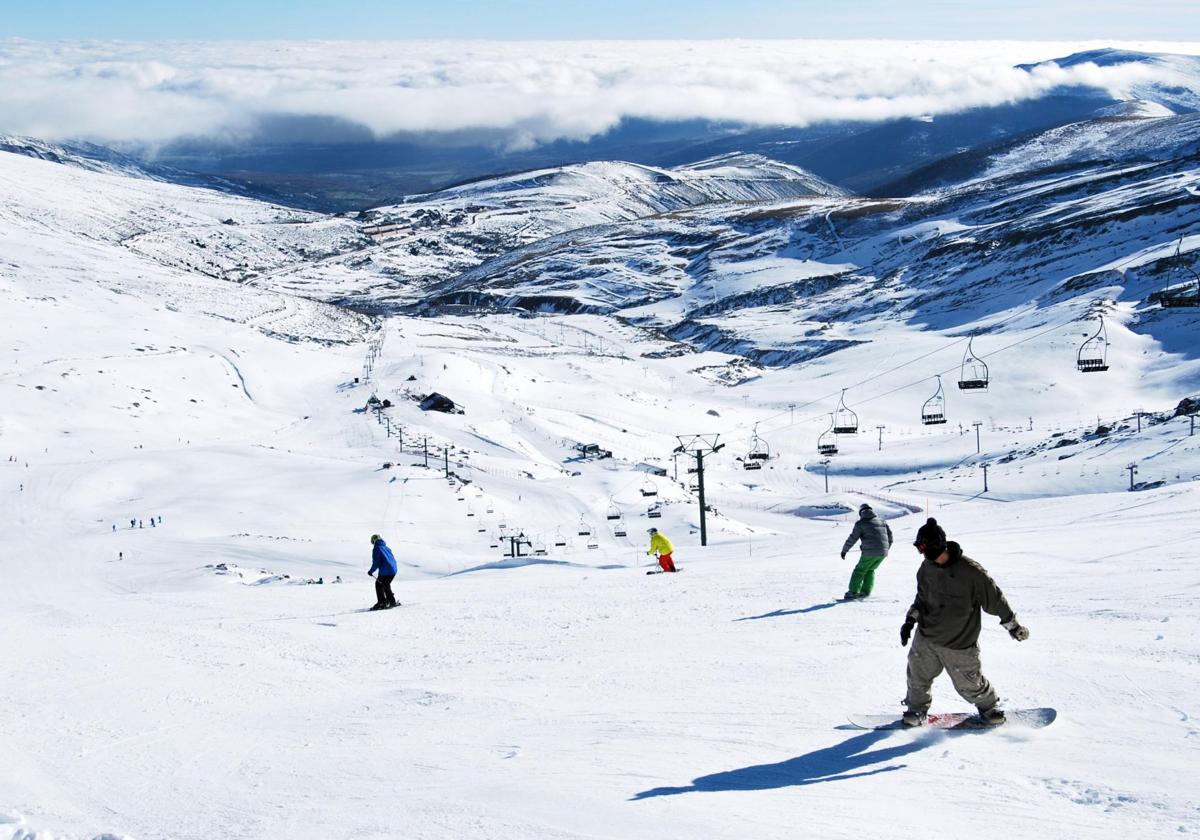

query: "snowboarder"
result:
(130, 518), (135, 529)
(840, 503), (893, 599)
(646, 527), (676, 573)
(899, 533), (1030, 727)
(367, 534), (399, 610)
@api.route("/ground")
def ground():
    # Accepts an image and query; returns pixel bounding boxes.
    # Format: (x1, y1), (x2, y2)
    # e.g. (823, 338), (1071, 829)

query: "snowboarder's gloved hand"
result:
(840, 551), (847, 560)
(900, 620), (915, 646)
(1002, 618), (1029, 641)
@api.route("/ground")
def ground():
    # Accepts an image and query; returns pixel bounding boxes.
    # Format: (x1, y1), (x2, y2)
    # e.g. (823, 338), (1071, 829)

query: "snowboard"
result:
(847, 707), (1056, 731)
(646, 569), (682, 575)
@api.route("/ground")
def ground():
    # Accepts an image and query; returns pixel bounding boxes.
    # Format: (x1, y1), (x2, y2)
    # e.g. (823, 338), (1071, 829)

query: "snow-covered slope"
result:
(2, 112), (1199, 839)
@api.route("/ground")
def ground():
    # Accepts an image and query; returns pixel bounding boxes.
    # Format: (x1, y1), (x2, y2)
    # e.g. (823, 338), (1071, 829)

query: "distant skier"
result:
(840, 503), (893, 599)
(899, 532), (1030, 727)
(130, 518), (135, 529)
(646, 527), (676, 573)
(367, 534), (399, 610)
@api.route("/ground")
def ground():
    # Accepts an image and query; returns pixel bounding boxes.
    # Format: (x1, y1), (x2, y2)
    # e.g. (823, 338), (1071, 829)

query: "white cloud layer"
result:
(1, 39), (1198, 148)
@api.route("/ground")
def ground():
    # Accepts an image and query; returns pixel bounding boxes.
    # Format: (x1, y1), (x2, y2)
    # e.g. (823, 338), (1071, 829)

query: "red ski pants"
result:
(658, 553), (676, 573)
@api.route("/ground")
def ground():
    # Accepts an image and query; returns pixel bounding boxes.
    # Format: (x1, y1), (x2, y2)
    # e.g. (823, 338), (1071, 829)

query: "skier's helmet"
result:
(647, 527), (658, 535)
(370, 534), (381, 544)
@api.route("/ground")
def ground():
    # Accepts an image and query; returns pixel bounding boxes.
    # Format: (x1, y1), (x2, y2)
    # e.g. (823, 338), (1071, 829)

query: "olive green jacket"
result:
(906, 542), (1015, 649)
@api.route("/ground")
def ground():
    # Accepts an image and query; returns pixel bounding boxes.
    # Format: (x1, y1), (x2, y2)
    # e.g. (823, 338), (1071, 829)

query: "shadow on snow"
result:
(630, 730), (935, 800)
(734, 601), (842, 621)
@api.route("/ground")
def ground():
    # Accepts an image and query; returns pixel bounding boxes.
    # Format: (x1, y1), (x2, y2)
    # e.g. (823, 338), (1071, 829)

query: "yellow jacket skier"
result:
(646, 527), (676, 573)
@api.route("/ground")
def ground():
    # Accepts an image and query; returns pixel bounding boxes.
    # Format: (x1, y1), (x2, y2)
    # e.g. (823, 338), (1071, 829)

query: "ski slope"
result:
(1, 139), (1199, 839)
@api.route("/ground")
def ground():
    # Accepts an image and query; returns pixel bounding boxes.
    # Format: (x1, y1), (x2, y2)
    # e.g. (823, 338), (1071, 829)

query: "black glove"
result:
(1003, 618), (1029, 641)
(900, 620), (915, 646)
(367, 570), (374, 577)
(840, 551), (847, 560)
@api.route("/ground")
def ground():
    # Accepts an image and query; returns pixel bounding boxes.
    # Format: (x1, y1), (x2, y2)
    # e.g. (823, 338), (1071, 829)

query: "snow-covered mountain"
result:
(2, 78), (1200, 839)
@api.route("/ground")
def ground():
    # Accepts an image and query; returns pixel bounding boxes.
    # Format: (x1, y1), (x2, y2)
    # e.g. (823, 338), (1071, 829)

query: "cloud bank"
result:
(1, 39), (1198, 149)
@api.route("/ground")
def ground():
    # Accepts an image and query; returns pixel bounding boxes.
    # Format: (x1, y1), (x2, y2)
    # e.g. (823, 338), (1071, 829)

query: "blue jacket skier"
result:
(368, 534), (398, 610)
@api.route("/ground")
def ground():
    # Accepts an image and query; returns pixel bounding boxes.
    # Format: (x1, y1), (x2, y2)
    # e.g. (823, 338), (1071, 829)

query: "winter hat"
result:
(370, 534), (381, 544)
(859, 503), (872, 513)
(913, 518), (944, 546)
(647, 527), (658, 535)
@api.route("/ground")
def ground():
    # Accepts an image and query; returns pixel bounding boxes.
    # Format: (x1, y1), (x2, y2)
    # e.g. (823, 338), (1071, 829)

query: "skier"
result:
(130, 518), (135, 529)
(646, 527), (676, 573)
(899, 532), (1030, 727)
(840, 503), (893, 599)
(367, 534), (399, 610)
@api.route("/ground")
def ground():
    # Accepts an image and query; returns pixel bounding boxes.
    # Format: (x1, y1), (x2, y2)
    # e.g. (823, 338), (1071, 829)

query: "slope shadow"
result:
(734, 601), (841, 621)
(630, 730), (931, 799)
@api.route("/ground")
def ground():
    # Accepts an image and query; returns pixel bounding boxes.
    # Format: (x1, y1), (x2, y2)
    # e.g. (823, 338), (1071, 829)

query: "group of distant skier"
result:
(364, 502), (1029, 726)
(838, 502), (1029, 726)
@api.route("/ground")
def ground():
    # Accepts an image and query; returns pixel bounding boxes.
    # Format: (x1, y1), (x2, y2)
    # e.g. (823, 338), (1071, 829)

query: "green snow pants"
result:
(904, 631), (998, 715)
(847, 555), (886, 595)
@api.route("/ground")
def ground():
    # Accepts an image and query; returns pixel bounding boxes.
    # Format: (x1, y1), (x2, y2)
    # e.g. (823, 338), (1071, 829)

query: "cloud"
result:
(0, 39), (1197, 149)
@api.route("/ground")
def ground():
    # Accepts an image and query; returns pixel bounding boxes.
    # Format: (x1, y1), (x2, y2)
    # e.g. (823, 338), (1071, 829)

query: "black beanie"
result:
(914, 517), (946, 550)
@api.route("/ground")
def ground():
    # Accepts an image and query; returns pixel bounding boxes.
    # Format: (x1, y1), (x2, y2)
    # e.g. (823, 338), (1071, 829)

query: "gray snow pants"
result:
(905, 631), (998, 714)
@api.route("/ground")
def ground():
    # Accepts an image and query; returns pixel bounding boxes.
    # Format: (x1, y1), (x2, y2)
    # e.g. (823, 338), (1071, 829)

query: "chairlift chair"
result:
(647, 504), (663, 519)
(747, 427), (770, 460)
(639, 479), (658, 498)
(743, 457), (763, 471)
(534, 537), (548, 556)
(921, 375), (948, 425)
(833, 390), (859, 434)
(577, 518), (592, 536)
(553, 529), (568, 548)
(1076, 316), (1110, 373)
(605, 501), (621, 521)
(957, 337), (989, 391)
(1158, 239), (1200, 308)
(817, 413), (839, 456)
(586, 538), (599, 550)
(613, 518), (628, 538)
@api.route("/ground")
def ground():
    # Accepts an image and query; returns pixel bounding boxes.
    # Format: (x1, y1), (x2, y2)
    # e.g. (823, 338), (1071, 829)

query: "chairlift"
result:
(639, 478), (658, 498)
(577, 518), (593, 536)
(921, 375), (947, 425)
(553, 528), (568, 548)
(743, 457), (763, 471)
(534, 537), (548, 556)
(647, 504), (663, 519)
(586, 538), (599, 550)
(605, 500), (621, 521)
(957, 337), (989, 391)
(1159, 265), (1200, 308)
(747, 426), (770, 460)
(613, 519), (628, 538)
(1077, 316), (1110, 372)
(466, 505), (476, 517)
(1158, 238), (1200, 308)
(817, 413), (839, 456)
(833, 390), (859, 434)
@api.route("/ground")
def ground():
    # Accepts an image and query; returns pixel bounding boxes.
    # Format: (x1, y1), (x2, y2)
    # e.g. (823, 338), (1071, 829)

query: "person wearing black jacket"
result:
(899, 534), (1029, 727)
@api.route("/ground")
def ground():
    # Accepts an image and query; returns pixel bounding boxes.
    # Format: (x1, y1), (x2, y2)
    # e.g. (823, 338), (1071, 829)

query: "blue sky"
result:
(3, 0), (1199, 40)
